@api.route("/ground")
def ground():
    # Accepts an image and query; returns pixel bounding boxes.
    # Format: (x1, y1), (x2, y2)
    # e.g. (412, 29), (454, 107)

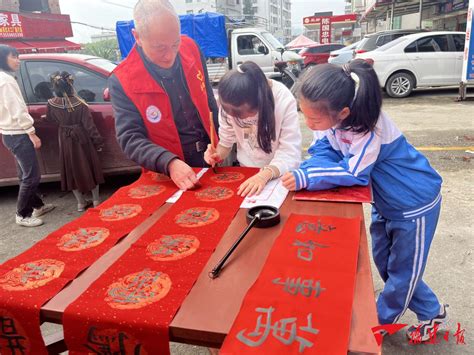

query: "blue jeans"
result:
(2, 134), (44, 218)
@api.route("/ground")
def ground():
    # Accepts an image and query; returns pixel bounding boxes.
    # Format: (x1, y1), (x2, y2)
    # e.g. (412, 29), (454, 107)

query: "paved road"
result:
(0, 88), (472, 354)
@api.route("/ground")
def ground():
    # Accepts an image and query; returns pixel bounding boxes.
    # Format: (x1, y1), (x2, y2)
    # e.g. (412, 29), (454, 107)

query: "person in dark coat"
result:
(46, 71), (104, 211)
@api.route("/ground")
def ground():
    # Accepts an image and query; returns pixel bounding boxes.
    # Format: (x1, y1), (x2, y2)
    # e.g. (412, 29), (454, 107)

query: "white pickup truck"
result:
(206, 27), (303, 83)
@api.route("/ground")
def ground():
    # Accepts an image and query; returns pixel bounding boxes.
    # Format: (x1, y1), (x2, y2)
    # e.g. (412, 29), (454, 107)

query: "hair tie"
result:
(236, 65), (244, 74)
(350, 72), (360, 106)
(342, 63), (351, 77)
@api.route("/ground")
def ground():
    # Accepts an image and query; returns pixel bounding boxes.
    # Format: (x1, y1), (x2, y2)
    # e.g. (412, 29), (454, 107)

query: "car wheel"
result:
(386, 72), (414, 98)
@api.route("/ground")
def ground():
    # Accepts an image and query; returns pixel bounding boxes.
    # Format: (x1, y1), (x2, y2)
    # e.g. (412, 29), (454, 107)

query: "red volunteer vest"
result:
(113, 35), (217, 159)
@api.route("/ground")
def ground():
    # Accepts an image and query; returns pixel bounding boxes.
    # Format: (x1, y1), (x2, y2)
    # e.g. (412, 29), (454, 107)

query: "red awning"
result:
(3, 39), (81, 54)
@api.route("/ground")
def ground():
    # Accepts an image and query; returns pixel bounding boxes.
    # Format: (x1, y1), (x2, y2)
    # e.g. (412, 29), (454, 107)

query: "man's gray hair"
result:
(134, 0), (179, 35)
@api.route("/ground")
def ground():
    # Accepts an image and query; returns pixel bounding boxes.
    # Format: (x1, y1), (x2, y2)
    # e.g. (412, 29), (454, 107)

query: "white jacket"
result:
(0, 71), (35, 135)
(218, 80), (302, 176)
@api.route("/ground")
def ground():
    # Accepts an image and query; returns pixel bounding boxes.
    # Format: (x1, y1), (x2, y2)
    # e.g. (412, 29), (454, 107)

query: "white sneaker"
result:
(32, 204), (55, 218)
(16, 214), (43, 227)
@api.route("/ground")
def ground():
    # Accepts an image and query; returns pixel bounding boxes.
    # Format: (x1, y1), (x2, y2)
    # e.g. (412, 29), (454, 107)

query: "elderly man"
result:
(109, 0), (218, 190)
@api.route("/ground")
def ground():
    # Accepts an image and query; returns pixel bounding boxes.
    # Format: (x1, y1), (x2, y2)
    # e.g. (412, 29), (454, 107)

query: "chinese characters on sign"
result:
(319, 18), (332, 44)
(0, 13), (23, 38)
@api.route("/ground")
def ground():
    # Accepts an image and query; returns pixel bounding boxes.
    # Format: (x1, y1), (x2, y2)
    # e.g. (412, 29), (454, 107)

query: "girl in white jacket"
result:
(204, 61), (302, 197)
(0, 45), (54, 227)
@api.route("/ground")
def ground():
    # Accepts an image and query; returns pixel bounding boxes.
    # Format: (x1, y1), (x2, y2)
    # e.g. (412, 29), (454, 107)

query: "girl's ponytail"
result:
(298, 59), (382, 134)
(343, 59), (382, 133)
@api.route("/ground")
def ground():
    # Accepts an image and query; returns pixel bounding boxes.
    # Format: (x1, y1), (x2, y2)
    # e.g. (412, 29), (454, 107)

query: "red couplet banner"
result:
(0, 172), (178, 354)
(294, 185), (372, 204)
(221, 214), (361, 354)
(63, 168), (257, 354)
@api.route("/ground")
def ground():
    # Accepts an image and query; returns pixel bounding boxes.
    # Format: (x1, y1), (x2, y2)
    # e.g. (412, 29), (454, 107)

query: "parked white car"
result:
(356, 31), (465, 97)
(328, 41), (361, 65)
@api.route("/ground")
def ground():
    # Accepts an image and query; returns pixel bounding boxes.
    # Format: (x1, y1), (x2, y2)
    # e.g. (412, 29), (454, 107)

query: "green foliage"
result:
(78, 38), (120, 61)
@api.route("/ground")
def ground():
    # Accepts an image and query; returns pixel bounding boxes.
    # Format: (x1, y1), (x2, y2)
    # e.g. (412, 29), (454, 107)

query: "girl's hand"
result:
(237, 171), (271, 197)
(281, 172), (297, 191)
(204, 144), (222, 167)
(28, 133), (42, 149)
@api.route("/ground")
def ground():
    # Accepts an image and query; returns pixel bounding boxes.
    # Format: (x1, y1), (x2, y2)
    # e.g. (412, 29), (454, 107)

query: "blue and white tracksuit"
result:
(292, 112), (443, 324)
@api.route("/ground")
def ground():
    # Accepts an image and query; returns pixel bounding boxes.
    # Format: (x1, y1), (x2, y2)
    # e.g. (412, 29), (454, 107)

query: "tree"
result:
(79, 38), (120, 62)
(243, 0), (255, 16)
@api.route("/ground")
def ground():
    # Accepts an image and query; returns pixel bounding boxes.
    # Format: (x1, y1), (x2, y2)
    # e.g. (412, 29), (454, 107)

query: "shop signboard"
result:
(320, 17), (332, 44)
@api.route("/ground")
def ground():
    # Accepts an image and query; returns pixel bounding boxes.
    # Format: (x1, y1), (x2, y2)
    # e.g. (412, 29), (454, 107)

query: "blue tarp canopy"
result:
(116, 12), (228, 59)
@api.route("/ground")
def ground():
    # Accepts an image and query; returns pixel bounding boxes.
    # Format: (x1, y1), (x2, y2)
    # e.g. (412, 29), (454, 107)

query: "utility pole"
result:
(419, 0), (423, 29)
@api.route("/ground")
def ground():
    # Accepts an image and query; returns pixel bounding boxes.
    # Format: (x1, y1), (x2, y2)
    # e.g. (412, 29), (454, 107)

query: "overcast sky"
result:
(60, 0), (346, 43)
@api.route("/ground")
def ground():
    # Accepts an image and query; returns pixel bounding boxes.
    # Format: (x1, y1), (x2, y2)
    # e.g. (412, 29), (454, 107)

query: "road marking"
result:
(303, 146), (474, 152)
(416, 146), (474, 152)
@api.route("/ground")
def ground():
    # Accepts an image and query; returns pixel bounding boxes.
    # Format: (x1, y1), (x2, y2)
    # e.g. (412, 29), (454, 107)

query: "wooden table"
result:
(42, 193), (381, 354)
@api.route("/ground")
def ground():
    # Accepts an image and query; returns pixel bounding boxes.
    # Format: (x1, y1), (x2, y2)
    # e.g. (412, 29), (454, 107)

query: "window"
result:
(308, 46), (329, 54)
(405, 35), (450, 53)
(237, 35), (267, 55)
(19, 0), (49, 12)
(404, 40), (417, 53)
(420, 35), (449, 52)
(375, 35), (391, 47)
(452, 34), (465, 52)
(25, 61), (108, 103)
(186, 0), (192, 3)
(330, 44), (345, 51)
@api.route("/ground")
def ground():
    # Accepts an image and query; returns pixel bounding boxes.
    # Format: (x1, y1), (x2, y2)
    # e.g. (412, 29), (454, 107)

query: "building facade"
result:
(244, 0), (292, 44)
(347, 0), (469, 35)
(184, 0), (243, 17)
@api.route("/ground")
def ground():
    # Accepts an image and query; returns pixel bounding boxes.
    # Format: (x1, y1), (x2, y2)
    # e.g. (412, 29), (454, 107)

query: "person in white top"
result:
(204, 61), (302, 197)
(0, 45), (54, 227)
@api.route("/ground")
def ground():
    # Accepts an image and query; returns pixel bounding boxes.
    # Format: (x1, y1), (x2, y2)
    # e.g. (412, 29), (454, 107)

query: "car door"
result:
(452, 34), (466, 81)
(233, 34), (273, 73)
(404, 35), (456, 86)
(22, 60), (133, 176)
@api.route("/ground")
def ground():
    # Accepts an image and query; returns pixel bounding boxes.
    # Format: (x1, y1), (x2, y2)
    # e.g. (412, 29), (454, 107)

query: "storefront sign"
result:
(0, 12), (23, 38)
(462, 0), (473, 81)
(320, 17), (332, 44)
(0, 11), (73, 39)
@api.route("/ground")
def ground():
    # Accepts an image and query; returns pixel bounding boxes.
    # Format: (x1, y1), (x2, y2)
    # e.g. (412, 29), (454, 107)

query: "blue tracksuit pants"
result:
(370, 204), (441, 324)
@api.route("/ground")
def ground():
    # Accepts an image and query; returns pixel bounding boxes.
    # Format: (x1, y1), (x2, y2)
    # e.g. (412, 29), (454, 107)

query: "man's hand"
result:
(281, 172), (297, 191)
(28, 133), (41, 149)
(237, 171), (271, 197)
(168, 159), (199, 190)
(204, 144), (222, 167)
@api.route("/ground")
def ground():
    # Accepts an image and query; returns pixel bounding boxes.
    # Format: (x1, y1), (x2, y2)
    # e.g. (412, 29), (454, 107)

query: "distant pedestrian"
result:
(0, 44), (55, 227)
(282, 60), (447, 342)
(46, 71), (104, 211)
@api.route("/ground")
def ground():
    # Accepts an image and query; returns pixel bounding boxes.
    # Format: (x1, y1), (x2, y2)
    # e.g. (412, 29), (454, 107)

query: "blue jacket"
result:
(292, 112), (442, 220)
